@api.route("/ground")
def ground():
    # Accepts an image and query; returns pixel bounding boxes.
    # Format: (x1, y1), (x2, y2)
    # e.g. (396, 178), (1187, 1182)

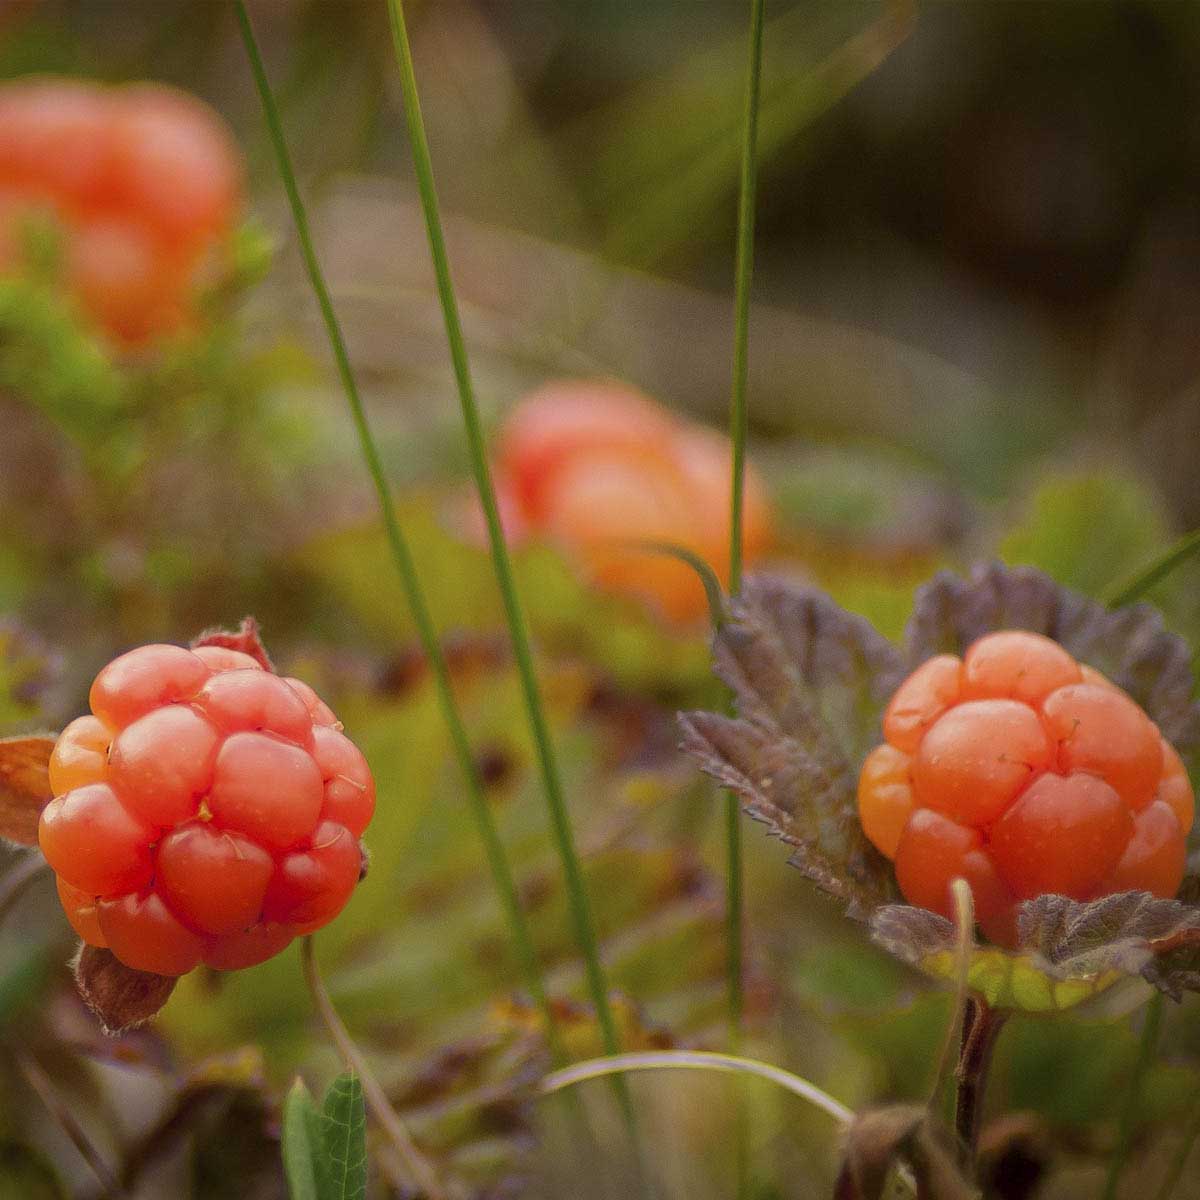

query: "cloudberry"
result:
(859, 631), (1193, 946)
(0, 76), (242, 345)
(490, 379), (774, 623)
(38, 643), (373, 977)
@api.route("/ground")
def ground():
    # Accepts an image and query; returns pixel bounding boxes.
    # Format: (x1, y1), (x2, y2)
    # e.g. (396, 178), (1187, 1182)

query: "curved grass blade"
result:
(1104, 528), (1200, 607)
(541, 1050), (854, 1127)
(379, 0), (621, 1062)
(624, 540), (728, 629)
(233, 1), (558, 1063)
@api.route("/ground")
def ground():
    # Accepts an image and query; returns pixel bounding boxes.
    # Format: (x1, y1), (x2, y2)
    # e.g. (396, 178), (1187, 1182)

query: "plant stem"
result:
(954, 997), (1005, 1157)
(302, 937), (446, 1200)
(380, 0), (621, 1062)
(1153, 1085), (1200, 1200)
(1103, 992), (1164, 1200)
(13, 1045), (129, 1200)
(1104, 527), (1200, 607)
(234, 0), (561, 1063)
(727, 3), (764, 1188)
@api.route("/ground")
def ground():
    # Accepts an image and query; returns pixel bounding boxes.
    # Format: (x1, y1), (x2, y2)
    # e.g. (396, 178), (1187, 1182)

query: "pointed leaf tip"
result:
(72, 945), (177, 1035)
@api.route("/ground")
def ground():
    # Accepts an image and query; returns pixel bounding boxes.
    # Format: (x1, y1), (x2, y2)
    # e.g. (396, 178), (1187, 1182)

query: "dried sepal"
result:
(0, 733), (56, 846)
(870, 891), (1200, 1011)
(73, 944), (177, 1035)
(190, 616), (274, 673)
(680, 577), (904, 919)
(834, 1105), (978, 1200)
(905, 562), (1200, 757)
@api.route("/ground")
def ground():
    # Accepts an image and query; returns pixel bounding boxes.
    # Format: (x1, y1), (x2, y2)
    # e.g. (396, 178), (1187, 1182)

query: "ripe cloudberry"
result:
(858, 631), (1194, 946)
(489, 379), (774, 623)
(0, 76), (242, 344)
(39, 644), (373, 977)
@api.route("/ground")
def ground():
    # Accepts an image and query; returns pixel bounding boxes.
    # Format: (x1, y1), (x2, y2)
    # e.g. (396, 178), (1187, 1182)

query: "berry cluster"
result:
(489, 380), (774, 624)
(0, 77), (242, 344)
(39, 644), (374, 976)
(858, 631), (1194, 945)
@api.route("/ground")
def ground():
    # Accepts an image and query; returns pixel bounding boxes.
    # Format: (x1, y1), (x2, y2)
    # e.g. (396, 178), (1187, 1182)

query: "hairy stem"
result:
(301, 937), (445, 1200)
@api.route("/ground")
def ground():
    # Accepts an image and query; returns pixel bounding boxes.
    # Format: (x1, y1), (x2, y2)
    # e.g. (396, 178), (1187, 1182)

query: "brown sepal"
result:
(834, 1105), (979, 1200)
(73, 944), (177, 1036)
(190, 617), (274, 673)
(0, 733), (56, 846)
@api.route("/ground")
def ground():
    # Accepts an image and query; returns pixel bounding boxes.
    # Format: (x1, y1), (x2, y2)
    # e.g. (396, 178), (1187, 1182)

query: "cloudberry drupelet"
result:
(39, 644), (374, 976)
(858, 631), (1194, 946)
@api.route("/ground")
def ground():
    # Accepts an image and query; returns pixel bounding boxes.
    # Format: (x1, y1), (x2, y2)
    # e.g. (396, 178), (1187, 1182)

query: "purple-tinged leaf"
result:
(905, 562), (1200, 757)
(681, 576), (904, 919)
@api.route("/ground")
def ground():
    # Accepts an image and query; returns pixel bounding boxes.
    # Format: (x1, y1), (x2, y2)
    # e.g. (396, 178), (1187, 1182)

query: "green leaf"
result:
(319, 1073), (367, 1200)
(870, 892), (1200, 1013)
(282, 1079), (323, 1200)
(680, 575), (905, 918)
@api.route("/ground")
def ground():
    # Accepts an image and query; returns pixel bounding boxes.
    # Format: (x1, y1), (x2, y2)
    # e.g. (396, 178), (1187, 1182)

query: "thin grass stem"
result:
(1104, 529), (1200, 608)
(234, 0), (561, 1064)
(301, 937), (446, 1200)
(1102, 992), (1164, 1200)
(379, 0), (621, 1061)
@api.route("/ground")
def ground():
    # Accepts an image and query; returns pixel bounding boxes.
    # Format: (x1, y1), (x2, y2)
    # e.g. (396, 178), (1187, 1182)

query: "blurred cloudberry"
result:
(39, 644), (373, 976)
(858, 631), (1193, 946)
(0, 76), (242, 345)
(489, 379), (774, 624)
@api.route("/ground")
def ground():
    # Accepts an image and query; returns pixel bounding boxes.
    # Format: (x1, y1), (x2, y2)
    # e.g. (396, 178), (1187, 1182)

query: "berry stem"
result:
(301, 937), (446, 1200)
(954, 996), (1005, 1158)
(234, 1), (562, 1062)
(1102, 992), (1165, 1200)
(379, 0), (621, 1062)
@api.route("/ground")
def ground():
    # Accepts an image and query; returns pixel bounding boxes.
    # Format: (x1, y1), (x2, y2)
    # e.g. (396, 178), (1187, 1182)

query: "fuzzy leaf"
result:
(191, 616), (274, 672)
(871, 892), (1200, 1011)
(0, 734), (55, 846)
(72, 945), (177, 1035)
(905, 562), (1200, 758)
(282, 1079), (323, 1200)
(680, 575), (904, 918)
(319, 1073), (367, 1200)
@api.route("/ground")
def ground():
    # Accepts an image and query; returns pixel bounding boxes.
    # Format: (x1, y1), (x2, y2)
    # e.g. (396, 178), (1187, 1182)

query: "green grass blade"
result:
(1104, 528), (1200, 607)
(379, 0), (621, 1062)
(282, 1079), (322, 1200)
(1103, 993), (1164, 1200)
(320, 1074), (368, 1200)
(233, 1), (558, 1060)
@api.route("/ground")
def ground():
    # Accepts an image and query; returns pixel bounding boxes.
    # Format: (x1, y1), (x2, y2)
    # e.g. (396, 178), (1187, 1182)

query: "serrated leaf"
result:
(680, 575), (904, 918)
(282, 1079), (323, 1200)
(871, 892), (1200, 1011)
(905, 562), (1200, 758)
(72, 945), (177, 1035)
(0, 734), (54, 845)
(319, 1073), (367, 1200)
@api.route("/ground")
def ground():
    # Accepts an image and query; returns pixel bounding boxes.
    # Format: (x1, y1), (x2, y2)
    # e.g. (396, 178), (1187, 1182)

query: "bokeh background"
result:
(2, 2), (1200, 1198)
